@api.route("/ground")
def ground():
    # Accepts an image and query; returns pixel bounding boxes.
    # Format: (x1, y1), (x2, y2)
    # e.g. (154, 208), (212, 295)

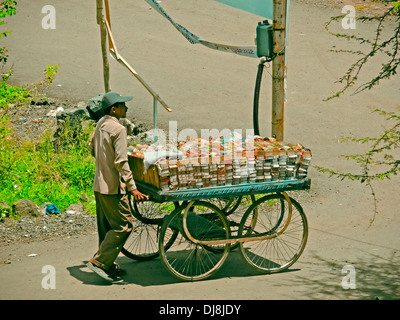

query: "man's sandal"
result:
(86, 261), (115, 282)
(109, 262), (126, 276)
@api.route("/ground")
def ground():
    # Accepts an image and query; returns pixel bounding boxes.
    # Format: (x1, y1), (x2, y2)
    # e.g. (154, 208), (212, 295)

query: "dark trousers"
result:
(90, 192), (133, 270)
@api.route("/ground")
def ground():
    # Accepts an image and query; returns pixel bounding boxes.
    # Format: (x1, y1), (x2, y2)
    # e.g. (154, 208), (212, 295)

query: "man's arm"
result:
(114, 128), (148, 200)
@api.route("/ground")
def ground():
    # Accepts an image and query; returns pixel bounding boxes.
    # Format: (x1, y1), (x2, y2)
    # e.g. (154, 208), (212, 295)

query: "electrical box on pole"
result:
(256, 20), (274, 60)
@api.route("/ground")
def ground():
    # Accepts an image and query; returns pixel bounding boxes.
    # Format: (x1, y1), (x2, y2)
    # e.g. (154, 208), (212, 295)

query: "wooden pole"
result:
(272, 0), (287, 141)
(96, 0), (110, 92)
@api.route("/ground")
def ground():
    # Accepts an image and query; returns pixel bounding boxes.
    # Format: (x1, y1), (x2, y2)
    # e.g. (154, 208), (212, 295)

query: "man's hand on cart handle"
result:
(131, 189), (149, 201)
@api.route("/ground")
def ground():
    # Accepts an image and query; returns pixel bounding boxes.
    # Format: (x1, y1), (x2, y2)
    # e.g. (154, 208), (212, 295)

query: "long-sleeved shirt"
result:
(89, 115), (136, 194)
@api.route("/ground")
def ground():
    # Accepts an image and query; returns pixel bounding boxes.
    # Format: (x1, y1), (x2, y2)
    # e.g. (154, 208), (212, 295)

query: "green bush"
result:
(0, 106), (96, 219)
(0, 1), (96, 219)
(0, 70), (31, 108)
(0, 83), (31, 107)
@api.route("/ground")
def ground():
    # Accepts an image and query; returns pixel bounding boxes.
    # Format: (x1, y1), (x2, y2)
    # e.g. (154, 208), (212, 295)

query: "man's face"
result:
(112, 102), (127, 119)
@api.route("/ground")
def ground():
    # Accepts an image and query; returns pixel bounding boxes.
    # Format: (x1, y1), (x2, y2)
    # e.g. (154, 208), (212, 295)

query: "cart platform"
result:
(136, 177), (311, 202)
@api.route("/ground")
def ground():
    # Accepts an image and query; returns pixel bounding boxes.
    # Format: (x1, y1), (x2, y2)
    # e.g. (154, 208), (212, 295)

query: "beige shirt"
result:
(89, 115), (136, 194)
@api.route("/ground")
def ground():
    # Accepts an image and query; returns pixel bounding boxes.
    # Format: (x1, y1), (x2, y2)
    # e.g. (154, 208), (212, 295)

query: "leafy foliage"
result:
(325, 2), (400, 100)
(1, 65), (95, 218)
(0, 0), (96, 220)
(318, 2), (400, 222)
(316, 109), (399, 223)
(31, 64), (60, 104)
(0, 112), (96, 219)
(0, 0), (17, 63)
(0, 70), (31, 107)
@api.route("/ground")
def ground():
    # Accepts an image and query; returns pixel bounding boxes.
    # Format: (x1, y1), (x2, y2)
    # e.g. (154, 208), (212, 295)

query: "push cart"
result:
(121, 172), (311, 281)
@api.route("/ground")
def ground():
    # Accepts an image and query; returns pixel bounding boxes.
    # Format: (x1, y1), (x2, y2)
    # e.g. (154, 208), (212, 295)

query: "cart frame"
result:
(122, 177), (311, 281)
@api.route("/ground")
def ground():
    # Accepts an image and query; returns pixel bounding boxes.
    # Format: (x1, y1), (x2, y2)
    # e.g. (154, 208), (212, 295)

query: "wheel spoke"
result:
(121, 200), (178, 261)
(238, 194), (308, 273)
(159, 201), (231, 281)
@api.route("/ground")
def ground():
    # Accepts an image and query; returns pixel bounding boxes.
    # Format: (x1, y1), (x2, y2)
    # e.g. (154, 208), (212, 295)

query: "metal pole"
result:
(272, 0), (287, 141)
(96, 0), (110, 92)
(102, 8), (172, 113)
(153, 97), (158, 143)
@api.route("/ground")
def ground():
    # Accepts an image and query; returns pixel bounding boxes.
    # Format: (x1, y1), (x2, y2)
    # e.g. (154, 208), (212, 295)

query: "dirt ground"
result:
(0, 0), (399, 300)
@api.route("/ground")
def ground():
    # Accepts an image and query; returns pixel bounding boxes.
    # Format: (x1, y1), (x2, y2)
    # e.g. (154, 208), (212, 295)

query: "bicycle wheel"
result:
(122, 200), (178, 261)
(159, 201), (231, 281)
(238, 193), (308, 273)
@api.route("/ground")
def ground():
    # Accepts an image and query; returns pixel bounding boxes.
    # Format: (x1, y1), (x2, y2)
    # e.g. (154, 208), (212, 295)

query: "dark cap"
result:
(101, 92), (133, 110)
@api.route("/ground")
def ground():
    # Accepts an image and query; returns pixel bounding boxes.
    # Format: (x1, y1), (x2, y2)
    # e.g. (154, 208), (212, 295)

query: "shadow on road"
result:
(291, 250), (400, 300)
(67, 262), (115, 287)
(67, 251), (300, 286)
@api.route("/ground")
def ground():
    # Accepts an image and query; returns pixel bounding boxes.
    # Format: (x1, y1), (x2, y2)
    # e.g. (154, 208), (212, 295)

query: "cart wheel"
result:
(208, 197), (242, 216)
(159, 201), (231, 281)
(221, 195), (256, 235)
(121, 201), (178, 261)
(208, 195), (256, 251)
(238, 193), (308, 274)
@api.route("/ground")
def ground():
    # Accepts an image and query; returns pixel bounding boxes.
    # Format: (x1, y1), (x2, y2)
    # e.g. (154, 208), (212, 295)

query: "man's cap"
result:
(101, 91), (133, 110)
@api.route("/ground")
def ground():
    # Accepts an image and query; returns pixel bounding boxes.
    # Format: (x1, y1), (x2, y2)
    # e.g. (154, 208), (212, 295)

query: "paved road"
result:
(1, 0), (399, 300)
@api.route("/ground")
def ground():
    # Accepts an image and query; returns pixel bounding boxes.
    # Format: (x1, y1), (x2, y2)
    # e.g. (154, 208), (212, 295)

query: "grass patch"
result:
(0, 70), (31, 108)
(0, 83), (96, 219)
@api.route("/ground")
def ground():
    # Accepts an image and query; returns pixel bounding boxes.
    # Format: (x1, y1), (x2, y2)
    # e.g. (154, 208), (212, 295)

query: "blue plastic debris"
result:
(46, 204), (60, 215)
